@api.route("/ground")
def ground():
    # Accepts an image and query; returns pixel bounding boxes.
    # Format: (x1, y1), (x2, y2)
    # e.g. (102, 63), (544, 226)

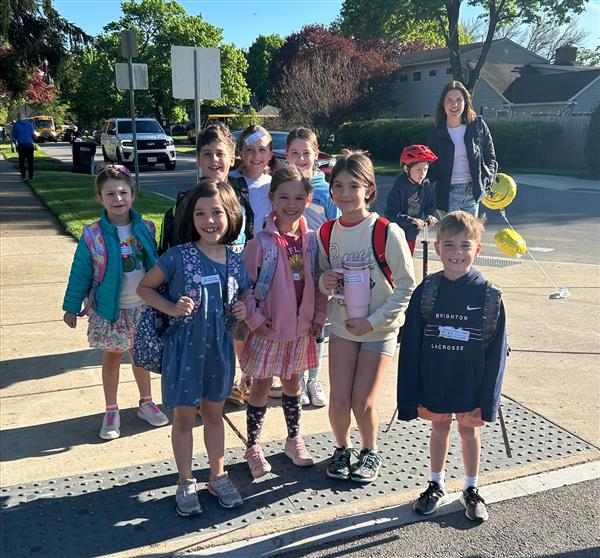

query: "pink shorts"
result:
(417, 405), (486, 427)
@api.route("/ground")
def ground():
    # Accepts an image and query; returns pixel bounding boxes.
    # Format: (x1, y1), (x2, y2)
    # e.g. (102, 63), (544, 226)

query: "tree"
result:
(246, 34), (284, 108)
(0, 0), (90, 97)
(274, 26), (401, 143)
(336, 0), (590, 92)
(61, 0), (249, 128)
(577, 46), (600, 66)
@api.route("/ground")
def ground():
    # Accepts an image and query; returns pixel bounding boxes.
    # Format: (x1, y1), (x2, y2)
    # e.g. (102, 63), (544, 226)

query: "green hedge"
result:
(337, 119), (563, 168)
(585, 102), (600, 178)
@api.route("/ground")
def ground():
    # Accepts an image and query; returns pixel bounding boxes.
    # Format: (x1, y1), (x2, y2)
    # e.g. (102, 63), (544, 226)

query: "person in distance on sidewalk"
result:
(397, 211), (508, 522)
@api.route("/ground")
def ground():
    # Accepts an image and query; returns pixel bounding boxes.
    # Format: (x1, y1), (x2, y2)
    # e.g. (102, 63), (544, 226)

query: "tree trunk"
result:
(467, 2), (501, 92)
(444, 0), (465, 84)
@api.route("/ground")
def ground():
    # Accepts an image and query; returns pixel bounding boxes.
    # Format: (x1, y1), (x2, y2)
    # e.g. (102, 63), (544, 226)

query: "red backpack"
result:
(319, 217), (394, 288)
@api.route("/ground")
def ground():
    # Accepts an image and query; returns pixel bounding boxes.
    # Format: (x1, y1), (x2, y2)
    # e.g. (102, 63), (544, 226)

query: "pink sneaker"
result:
(244, 444), (272, 479)
(284, 436), (314, 467)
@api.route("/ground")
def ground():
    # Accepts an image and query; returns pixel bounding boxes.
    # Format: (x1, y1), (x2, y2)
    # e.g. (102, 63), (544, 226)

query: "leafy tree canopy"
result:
(246, 34), (284, 108)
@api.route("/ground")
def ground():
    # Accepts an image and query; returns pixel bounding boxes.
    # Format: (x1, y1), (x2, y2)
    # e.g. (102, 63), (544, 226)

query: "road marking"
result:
(482, 242), (555, 253)
(180, 460), (600, 557)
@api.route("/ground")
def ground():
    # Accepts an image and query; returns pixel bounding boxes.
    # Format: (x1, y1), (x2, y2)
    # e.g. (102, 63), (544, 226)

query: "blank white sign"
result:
(171, 46), (221, 100)
(115, 63), (148, 90)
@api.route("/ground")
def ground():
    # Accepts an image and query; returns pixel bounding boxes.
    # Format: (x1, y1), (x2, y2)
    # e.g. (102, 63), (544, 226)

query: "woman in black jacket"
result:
(427, 81), (497, 217)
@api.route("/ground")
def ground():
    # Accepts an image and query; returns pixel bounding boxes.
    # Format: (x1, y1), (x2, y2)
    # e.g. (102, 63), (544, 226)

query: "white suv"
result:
(101, 118), (177, 170)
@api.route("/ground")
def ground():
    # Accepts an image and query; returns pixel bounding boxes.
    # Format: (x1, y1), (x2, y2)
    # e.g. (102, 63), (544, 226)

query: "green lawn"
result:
(1, 144), (173, 240)
(176, 145), (196, 154)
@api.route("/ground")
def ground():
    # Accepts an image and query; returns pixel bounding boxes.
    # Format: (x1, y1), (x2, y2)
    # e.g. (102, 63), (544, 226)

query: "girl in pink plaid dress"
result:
(241, 166), (328, 478)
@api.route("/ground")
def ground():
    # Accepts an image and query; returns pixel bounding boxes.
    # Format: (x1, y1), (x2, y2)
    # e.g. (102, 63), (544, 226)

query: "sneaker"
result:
(460, 486), (489, 522)
(284, 436), (314, 467)
(413, 481), (448, 515)
(268, 376), (283, 398)
(227, 384), (247, 407)
(208, 473), (243, 509)
(326, 447), (354, 480)
(244, 444), (272, 479)
(307, 379), (327, 407)
(175, 479), (202, 517)
(137, 400), (169, 427)
(350, 449), (383, 483)
(99, 411), (120, 440)
(299, 376), (310, 406)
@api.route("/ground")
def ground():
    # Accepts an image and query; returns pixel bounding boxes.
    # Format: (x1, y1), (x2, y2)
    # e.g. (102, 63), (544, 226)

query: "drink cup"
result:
(330, 260), (370, 318)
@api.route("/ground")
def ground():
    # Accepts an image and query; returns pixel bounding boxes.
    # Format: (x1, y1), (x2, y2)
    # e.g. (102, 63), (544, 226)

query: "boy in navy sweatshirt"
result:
(384, 144), (438, 254)
(396, 211), (508, 522)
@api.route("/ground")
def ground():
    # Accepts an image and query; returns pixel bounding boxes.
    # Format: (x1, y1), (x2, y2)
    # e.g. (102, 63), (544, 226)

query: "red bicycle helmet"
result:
(400, 144), (438, 165)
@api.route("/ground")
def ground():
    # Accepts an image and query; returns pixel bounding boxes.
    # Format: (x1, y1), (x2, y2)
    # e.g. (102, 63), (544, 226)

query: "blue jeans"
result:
(440, 182), (479, 218)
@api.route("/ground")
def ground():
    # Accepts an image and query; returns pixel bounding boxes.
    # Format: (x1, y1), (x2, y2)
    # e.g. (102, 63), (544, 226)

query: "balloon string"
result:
(499, 210), (561, 291)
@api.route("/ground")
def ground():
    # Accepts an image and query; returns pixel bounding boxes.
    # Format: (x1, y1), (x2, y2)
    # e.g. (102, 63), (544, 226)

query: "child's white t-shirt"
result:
(244, 174), (272, 234)
(116, 224), (146, 308)
(447, 124), (471, 184)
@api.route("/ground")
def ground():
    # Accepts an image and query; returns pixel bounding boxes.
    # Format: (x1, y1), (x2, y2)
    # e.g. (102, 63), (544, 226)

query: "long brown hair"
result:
(329, 149), (377, 206)
(434, 81), (476, 127)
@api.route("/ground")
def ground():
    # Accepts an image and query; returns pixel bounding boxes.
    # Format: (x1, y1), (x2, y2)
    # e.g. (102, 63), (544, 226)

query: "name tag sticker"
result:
(120, 244), (133, 256)
(438, 326), (470, 341)
(201, 274), (221, 286)
(292, 272), (302, 281)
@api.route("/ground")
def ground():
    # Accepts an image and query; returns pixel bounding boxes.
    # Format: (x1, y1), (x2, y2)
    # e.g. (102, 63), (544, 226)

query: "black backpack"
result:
(158, 190), (188, 255)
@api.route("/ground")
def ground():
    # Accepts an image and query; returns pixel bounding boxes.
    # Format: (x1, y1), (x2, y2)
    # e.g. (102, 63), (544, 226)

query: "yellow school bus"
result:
(28, 115), (58, 142)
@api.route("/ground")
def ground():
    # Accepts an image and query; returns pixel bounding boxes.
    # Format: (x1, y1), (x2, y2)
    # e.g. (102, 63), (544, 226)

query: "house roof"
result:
(397, 37), (547, 68)
(502, 68), (600, 103)
(474, 62), (522, 93)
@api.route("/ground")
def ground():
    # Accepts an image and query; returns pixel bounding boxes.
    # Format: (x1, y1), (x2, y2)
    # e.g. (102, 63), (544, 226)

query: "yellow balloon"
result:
(482, 173), (517, 210)
(495, 228), (526, 258)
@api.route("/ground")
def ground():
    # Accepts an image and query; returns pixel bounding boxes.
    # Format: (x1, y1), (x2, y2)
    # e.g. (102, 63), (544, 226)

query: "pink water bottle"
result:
(330, 260), (371, 318)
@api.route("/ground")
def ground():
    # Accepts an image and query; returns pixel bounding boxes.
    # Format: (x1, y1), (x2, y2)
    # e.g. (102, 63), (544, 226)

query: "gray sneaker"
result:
(413, 480), (448, 515)
(208, 473), (243, 509)
(460, 486), (489, 522)
(175, 479), (202, 517)
(99, 411), (120, 440)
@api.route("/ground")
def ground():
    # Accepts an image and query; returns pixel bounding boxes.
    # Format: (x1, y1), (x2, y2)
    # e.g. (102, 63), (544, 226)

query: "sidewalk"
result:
(1, 156), (599, 557)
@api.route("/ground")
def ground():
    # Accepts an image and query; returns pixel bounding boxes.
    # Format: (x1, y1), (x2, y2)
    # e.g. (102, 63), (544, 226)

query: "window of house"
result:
(446, 67), (453, 74)
(429, 69), (437, 77)
(413, 71), (421, 81)
(398, 73), (408, 83)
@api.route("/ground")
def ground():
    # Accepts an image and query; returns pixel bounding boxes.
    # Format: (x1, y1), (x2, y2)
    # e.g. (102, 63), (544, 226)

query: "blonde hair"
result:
(329, 149), (377, 205)
(434, 81), (477, 127)
(437, 210), (485, 243)
(236, 125), (273, 173)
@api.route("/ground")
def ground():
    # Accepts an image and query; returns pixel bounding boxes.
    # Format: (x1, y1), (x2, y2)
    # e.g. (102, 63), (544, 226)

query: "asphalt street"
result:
(42, 142), (600, 264)
(283, 479), (600, 558)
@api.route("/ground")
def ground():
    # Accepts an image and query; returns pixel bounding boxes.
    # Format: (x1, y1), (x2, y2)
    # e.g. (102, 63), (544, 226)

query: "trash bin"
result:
(72, 141), (96, 174)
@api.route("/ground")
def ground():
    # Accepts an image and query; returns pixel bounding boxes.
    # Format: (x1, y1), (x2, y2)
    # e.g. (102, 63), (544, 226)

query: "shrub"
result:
(585, 102), (600, 178)
(337, 118), (562, 168)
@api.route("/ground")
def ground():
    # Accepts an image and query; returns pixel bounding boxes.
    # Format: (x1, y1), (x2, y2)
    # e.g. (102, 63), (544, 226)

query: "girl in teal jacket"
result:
(62, 165), (169, 441)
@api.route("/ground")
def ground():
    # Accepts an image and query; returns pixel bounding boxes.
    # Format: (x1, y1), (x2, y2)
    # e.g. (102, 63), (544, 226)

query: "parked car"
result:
(101, 118), (176, 170)
(231, 130), (335, 179)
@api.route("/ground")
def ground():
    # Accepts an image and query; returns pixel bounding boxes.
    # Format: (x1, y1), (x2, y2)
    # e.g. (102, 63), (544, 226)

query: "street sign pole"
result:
(127, 54), (140, 191)
(193, 49), (201, 183)
(121, 29), (140, 191)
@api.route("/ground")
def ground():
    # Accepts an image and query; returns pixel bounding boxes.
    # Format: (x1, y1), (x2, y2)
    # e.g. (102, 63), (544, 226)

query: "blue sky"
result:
(55, 0), (599, 51)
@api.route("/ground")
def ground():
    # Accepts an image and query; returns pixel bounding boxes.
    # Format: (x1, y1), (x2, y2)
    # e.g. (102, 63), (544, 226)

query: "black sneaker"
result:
(460, 486), (489, 522)
(326, 447), (354, 480)
(413, 480), (448, 515)
(350, 449), (383, 483)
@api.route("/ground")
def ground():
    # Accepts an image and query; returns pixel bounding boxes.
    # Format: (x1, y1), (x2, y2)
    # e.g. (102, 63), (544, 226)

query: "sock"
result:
(139, 396), (152, 405)
(282, 393), (301, 439)
(431, 471), (446, 488)
(106, 404), (118, 413)
(464, 475), (478, 490)
(246, 403), (267, 448)
(308, 339), (324, 381)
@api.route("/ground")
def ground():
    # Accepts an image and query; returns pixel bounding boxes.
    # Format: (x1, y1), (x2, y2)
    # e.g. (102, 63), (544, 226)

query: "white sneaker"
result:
(99, 411), (120, 440)
(299, 376), (310, 406)
(138, 400), (169, 427)
(268, 376), (283, 398)
(307, 379), (328, 407)
(175, 479), (202, 517)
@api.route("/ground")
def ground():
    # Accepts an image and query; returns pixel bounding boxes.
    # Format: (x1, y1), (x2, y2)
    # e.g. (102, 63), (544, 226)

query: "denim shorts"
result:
(329, 331), (397, 357)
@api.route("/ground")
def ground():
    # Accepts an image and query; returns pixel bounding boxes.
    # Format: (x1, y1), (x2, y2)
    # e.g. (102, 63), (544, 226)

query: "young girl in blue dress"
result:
(137, 179), (252, 517)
